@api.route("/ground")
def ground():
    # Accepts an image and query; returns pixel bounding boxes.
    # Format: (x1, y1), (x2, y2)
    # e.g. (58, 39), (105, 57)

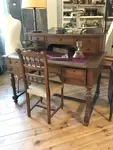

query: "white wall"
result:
(47, 0), (58, 29)
(105, 21), (113, 56)
(57, 0), (62, 27)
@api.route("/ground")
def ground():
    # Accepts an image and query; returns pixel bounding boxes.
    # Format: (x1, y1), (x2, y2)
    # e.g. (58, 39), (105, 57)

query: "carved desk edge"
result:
(6, 51), (105, 68)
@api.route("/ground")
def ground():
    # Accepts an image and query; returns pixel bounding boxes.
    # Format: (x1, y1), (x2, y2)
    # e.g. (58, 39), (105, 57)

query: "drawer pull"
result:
(59, 39), (62, 41)
(88, 40), (91, 42)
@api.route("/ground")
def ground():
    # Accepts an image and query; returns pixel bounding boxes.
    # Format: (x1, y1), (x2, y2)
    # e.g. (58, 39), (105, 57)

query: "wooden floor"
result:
(0, 72), (113, 150)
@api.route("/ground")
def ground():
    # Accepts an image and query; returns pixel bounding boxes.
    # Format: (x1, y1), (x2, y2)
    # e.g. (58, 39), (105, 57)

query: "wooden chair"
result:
(16, 49), (64, 124)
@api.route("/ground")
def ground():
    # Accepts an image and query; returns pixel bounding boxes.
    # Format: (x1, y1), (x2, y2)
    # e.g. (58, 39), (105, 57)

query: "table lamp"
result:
(21, 0), (47, 33)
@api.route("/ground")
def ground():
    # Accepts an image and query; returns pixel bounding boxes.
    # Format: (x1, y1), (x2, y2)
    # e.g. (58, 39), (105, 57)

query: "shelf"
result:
(62, 0), (106, 29)
(63, 16), (77, 19)
(107, 17), (113, 21)
(80, 16), (104, 19)
(63, 9), (73, 12)
(80, 26), (99, 28)
(63, 4), (105, 8)
(65, 27), (77, 29)
(63, 20), (71, 23)
(77, 4), (105, 7)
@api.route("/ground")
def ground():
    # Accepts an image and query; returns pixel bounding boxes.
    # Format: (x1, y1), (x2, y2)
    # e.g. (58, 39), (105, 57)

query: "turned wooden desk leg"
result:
(96, 73), (101, 97)
(90, 73), (101, 116)
(10, 73), (18, 103)
(84, 87), (92, 126)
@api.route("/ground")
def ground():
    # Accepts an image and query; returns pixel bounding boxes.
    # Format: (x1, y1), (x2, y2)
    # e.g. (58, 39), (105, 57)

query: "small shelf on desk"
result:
(63, 4), (105, 8)
(107, 17), (113, 21)
(63, 16), (77, 19)
(80, 16), (104, 19)
(63, 9), (73, 12)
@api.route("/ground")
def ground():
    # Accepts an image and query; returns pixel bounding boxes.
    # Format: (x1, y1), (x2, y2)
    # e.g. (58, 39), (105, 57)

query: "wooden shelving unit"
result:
(57, 0), (107, 31)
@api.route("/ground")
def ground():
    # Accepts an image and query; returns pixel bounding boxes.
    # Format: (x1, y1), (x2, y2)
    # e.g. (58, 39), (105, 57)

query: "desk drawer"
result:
(47, 36), (76, 45)
(81, 38), (99, 53)
(63, 68), (86, 85)
(81, 46), (98, 53)
(11, 59), (20, 65)
(82, 39), (97, 45)
(31, 36), (45, 42)
(6, 58), (22, 76)
(6, 58), (20, 67)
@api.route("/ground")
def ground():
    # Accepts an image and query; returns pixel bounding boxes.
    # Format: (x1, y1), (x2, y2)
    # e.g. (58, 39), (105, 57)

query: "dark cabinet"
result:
(108, 0), (113, 16)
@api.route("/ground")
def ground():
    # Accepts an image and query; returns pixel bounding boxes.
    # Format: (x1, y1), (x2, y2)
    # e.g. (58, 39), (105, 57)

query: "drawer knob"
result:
(59, 39), (62, 41)
(88, 40), (91, 42)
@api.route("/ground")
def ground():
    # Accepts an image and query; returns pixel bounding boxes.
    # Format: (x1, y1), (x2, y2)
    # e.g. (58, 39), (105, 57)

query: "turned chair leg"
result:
(26, 92), (31, 117)
(109, 106), (112, 121)
(61, 87), (64, 109)
(109, 93), (113, 121)
(47, 96), (51, 124)
(108, 68), (113, 121)
(40, 97), (43, 103)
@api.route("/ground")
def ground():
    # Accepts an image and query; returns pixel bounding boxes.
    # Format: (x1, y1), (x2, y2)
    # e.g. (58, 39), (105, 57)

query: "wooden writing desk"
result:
(6, 33), (105, 126)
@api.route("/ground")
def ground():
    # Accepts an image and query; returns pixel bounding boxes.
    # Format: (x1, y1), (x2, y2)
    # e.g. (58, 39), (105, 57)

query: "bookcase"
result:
(57, 0), (107, 32)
